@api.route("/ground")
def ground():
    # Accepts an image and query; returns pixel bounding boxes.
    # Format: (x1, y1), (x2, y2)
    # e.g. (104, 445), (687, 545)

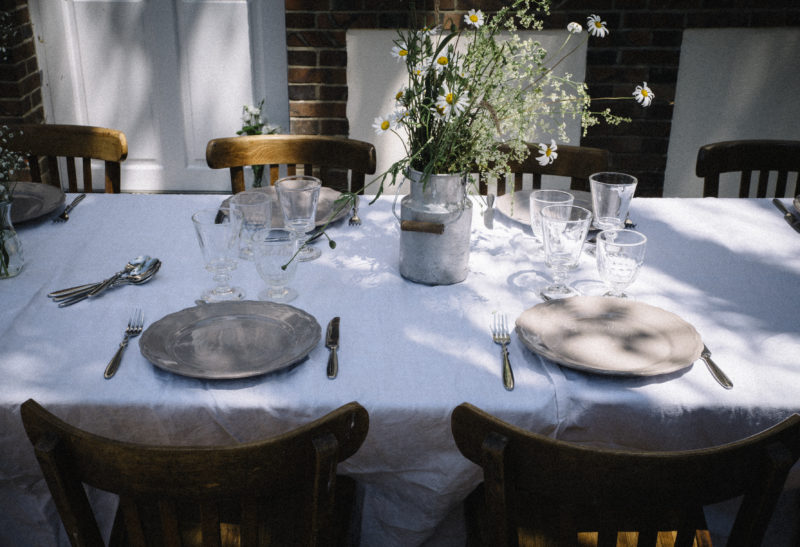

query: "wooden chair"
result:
(477, 144), (610, 195)
(6, 124), (128, 193)
(695, 140), (800, 198)
(451, 403), (800, 547)
(206, 134), (377, 194)
(21, 399), (369, 547)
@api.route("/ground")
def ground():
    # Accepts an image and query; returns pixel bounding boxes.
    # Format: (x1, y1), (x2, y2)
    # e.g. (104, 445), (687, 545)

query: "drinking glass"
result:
(230, 191), (272, 260)
(253, 229), (298, 302)
(275, 175), (321, 262)
(596, 229), (647, 298)
(539, 204), (592, 300)
(529, 190), (573, 251)
(192, 207), (245, 303)
(589, 172), (637, 230)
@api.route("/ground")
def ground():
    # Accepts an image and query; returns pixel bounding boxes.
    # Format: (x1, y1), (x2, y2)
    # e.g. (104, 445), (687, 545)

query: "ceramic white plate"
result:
(515, 296), (703, 376)
(140, 301), (321, 379)
(495, 189), (592, 226)
(8, 181), (65, 224)
(221, 186), (348, 228)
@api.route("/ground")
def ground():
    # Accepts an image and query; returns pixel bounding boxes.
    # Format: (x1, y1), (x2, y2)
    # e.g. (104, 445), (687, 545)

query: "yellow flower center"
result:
(446, 93), (454, 105)
(546, 148), (552, 157)
(381, 120), (390, 130)
(437, 56), (448, 66)
(469, 14), (479, 23)
(594, 22), (603, 28)
(396, 90), (404, 100)
(399, 49), (408, 57)
(641, 89), (649, 97)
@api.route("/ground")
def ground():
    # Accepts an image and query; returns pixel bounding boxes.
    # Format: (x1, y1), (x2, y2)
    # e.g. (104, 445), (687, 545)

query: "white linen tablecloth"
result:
(1, 193), (799, 546)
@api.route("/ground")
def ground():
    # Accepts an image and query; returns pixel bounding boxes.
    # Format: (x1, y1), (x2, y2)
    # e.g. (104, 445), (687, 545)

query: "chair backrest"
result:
(206, 134), (377, 194)
(7, 124), (128, 193)
(21, 399), (369, 547)
(451, 402), (800, 547)
(695, 139), (800, 198)
(477, 144), (610, 195)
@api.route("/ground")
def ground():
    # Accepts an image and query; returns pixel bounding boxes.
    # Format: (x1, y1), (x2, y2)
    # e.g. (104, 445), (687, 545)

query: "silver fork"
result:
(53, 193), (86, 222)
(349, 195), (361, 226)
(491, 313), (515, 391)
(104, 308), (144, 379)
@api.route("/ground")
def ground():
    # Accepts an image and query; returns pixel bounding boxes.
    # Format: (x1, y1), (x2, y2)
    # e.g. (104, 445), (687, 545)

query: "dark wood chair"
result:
(477, 144), (610, 195)
(695, 140), (800, 198)
(451, 402), (800, 547)
(6, 124), (128, 193)
(206, 134), (377, 194)
(21, 399), (369, 547)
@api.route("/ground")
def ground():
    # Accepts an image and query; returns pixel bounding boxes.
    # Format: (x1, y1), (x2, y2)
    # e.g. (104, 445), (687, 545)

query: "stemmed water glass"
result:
(596, 229), (647, 298)
(192, 207), (245, 303)
(539, 204), (592, 300)
(529, 189), (573, 254)
(230, 191), (272, 260)
(253, 229), (299, 302)
(275, 175), (321, 262)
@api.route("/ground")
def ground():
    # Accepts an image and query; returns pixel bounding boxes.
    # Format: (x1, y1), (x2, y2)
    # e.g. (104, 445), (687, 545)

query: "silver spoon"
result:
(49, 256), (150, 300)
(88, 255), (149, 298)
(55, 259), (161, 307)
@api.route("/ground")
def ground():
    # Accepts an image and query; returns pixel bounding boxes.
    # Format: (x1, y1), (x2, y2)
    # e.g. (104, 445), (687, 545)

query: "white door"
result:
(29, 0), (288, 193)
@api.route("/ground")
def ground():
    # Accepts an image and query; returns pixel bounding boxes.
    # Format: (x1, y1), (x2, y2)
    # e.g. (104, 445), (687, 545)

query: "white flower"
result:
(373, 114), (394, 135)
(587, 14), (609, 38)
(395, 86), (408, 102)
(536, 140), (558, 166)
(411, 61), (429, 78)
(435, 85), (468, 118)
(432, 53), (450, 72)
(391, 42), (409, 62)
(633, 82), (654, 107)
(567, 22), (582, 34)
(464, 9), (485, 29)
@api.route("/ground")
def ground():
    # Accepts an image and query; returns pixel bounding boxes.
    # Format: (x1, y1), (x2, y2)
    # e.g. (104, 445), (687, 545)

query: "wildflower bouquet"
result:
(372, 1), (653, 191)
(236, 99), (280, 188)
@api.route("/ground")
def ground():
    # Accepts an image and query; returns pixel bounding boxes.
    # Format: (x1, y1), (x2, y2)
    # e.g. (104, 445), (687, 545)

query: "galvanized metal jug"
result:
(394, 169), (472, 285)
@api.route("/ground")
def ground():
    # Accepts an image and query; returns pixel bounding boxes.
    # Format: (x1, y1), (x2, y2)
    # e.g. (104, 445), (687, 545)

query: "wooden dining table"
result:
(1, 191), (799, 546)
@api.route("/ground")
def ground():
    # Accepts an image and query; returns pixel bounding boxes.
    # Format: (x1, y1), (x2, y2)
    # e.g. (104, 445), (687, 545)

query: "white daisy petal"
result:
(587, 14), (609, 38)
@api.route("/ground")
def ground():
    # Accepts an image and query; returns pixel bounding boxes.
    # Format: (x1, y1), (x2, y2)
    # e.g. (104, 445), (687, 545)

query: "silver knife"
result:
(700, 345), (733, 389)
(772, 198), (800, 234)
(325, 317), (340, 379)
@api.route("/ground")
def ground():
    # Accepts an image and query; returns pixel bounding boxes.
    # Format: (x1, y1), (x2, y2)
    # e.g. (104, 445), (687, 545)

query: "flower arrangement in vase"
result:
(236, 99), (280, 188)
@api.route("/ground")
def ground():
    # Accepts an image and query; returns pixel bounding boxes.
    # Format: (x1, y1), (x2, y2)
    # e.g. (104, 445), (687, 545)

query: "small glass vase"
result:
(247, 165), (266, 188)
(0, 199), (24, 278)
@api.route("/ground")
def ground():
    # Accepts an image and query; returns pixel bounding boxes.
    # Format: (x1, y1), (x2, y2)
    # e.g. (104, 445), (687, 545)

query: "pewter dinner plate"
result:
(495, 189), (592, 226)
(140, 301), (321, 379)
(221, 186), (348, 228)
(515, 296), (703, 376)
(8, 181), (65, 224)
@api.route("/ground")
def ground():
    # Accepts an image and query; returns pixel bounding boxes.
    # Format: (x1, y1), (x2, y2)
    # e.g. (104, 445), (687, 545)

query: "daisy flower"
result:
(391, 42), (409, 62)
(536, 140), (558, 166)
(567, 22), (582, 34)
(395, 86), (407, 102)
(464, 9), (485, 29)
(433, 53), (450, 72)
(587, 15), (609, 38)
(633, 82), (654, 107)
(411, 61), (429, 78)
(435, 85), (468, 118)
(373, 114), (394, 135)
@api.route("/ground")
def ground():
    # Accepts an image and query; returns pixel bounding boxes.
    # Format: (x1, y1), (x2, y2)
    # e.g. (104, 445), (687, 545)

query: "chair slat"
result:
(82, 157), (92, 193)
(200, 500), (222, 547)
(756, 170), (770, 198)
(158, 499), (182, 547)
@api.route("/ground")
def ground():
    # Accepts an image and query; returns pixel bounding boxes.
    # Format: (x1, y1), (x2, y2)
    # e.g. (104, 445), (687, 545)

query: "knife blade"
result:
(772, 198), (800, 234)
(325, 317), (340, 379)
(700, 345), (733, 390)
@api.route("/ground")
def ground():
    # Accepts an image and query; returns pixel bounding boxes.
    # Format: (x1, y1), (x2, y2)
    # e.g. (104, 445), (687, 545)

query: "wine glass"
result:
(539, 204), (592, 300)
(192, 207), (245, 303)
(589, 172), (637, 230)
(230, 191), (272, 260)
(253, 229), (299, 302)
(596, 229), (647, 298)
(529, 189), (573, 253)
(275, 175), (321, 262)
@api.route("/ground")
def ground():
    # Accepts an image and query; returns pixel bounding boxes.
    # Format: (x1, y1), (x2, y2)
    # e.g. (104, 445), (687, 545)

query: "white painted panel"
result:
(664, 28), (800, 197)
(347, 29), (587, 195)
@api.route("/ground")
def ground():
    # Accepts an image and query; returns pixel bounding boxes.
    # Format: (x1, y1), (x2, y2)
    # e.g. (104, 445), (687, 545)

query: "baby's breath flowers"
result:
(371, 1), (653, 194)
(236, 99), (279, 187)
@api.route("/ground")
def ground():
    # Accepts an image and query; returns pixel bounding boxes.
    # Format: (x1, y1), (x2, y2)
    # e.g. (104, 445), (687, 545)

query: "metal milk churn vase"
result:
(394, 168), (472, 285)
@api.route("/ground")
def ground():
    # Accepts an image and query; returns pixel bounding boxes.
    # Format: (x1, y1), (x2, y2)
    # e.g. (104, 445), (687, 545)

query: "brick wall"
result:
(285, 1), (800, 196)
(0, 1), (43, 126)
